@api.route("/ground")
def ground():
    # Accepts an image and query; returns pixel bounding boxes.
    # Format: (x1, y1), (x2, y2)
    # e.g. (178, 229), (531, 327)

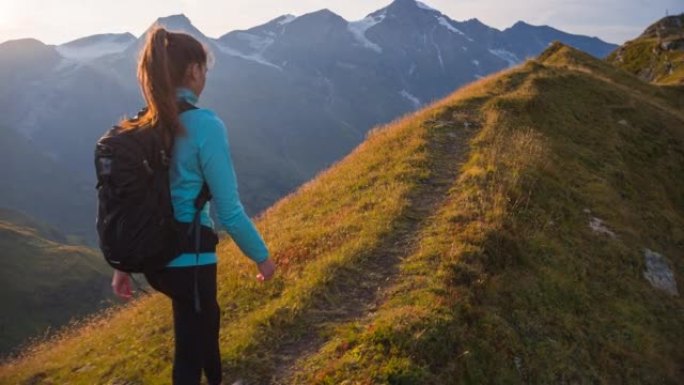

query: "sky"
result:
(1, 0), (682, 46)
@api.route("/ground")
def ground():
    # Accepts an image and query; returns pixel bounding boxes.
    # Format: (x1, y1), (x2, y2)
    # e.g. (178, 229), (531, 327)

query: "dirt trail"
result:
(264, 109), (479, 385)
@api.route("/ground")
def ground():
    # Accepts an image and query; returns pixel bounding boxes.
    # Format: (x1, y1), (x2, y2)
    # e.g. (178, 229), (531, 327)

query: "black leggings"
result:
(145, 264), (222, 385)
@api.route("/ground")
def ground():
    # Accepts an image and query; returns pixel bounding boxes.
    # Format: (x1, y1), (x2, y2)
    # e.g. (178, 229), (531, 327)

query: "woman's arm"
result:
(196, 110), (272, 267)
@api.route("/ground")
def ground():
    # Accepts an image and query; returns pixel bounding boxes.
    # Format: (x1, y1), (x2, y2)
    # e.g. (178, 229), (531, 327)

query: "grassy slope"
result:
(0, 215), (112, 357)
(291, 43), (684, 384)
(0, 209), (69, 244)
(1, 43), (683, 384)
(606, 14), (684, 85)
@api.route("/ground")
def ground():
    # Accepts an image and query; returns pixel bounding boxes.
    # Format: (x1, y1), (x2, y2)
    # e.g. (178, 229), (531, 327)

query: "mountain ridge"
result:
(2, 0), (618, 57)
(1, 40), (682, 383)
(0, 0), (619, 243)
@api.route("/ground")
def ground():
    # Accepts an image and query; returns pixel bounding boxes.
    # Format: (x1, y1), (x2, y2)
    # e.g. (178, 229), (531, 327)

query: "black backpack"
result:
(94, 101), (218, 274)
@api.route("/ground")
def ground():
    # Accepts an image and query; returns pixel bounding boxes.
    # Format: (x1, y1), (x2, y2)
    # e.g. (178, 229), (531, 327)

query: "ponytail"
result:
(120, 26), (208, 152)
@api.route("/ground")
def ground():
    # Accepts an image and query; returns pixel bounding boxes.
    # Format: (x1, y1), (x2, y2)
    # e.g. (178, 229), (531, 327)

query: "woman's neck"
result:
(176, 87), (199, 104)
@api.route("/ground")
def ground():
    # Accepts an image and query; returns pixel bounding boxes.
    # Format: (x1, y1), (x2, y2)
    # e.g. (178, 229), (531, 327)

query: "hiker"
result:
(109, 27), (276, 385)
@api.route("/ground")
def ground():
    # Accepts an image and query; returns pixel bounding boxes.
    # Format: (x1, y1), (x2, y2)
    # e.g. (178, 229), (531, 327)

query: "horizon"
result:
(1, 0), (683, 47)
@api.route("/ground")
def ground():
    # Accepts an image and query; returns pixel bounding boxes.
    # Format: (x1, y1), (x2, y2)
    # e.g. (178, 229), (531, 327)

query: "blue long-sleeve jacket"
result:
(166, 87), (269, 267)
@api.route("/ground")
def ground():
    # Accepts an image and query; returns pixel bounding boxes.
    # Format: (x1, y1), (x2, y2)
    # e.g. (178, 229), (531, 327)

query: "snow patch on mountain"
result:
(56, 35), (133, 61)
(348, 13), (385, 53)
(235, 32), (275, 52)
(437, 16), (472, 41)
(216, 44), (282, 70)
(416, 1), (438, 12)
(278, 15), (296, 25)
(400, 90), (421, 108)
(489, 48), (520, 67)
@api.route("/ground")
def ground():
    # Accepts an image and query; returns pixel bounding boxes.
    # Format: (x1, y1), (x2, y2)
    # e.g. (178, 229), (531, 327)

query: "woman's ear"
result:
(182, 62), (207, 95)
(185, 62), (200, 82)
(183, 63), (201, 83)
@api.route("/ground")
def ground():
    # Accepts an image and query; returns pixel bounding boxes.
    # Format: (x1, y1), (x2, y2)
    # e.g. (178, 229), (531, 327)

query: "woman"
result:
(110, 27), (276, 385)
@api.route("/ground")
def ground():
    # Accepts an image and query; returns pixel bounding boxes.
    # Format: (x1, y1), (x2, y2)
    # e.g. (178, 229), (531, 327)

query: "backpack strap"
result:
(177, 99), (213, 313)
(185, 128), (211, 311)
(194, 182), (212, 209)
(188, 182), (212, 313)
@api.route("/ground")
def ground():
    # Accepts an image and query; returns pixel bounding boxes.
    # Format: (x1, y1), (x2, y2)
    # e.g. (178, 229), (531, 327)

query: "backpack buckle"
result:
(160, 150), (170, 167)
(142, 159), (154, 175)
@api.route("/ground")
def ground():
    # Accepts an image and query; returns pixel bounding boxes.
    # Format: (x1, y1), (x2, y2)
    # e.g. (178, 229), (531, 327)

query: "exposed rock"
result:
(661, 38), (684, 51)
(589, 216), (616, 238)
(643, 249), (679, 296)
(514, 356), (523, 373)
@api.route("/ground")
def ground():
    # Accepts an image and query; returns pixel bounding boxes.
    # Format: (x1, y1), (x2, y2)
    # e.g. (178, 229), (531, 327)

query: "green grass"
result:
(0, 213), (112, 358)
(289, 45), (684, 384)
(1, 43), (683, 384)
(606, 15), (684, 85)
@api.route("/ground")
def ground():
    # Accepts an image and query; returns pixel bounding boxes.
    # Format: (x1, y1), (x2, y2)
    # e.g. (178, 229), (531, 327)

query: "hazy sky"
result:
(1, 0), (682, 46)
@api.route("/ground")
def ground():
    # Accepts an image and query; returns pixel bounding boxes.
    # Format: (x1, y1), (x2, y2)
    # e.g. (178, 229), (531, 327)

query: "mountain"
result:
(0, 38), (62, 77)
(607, 13), (684, 84)
(0, 208), (69, 244)
(1, 38), (682, 383)
(56, 33), (135, 61)
(148, 14), (207, 39)
(0, 125), (95, 243)
(497, 21), (616, 60)
(0, 39), (63, 120)
(127, 14), (217, 56)
(0, 210), (112, 357)
(218, 14), (295, 57)
(0, 0), (618, 242)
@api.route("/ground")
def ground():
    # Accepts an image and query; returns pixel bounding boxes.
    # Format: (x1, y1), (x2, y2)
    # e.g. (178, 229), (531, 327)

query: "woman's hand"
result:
(256, 259), (276, 282)
(112, 270), (133, 300)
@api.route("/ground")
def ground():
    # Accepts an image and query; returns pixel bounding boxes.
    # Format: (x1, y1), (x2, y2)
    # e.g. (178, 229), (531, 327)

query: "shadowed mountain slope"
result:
(0, 211), (112, 357)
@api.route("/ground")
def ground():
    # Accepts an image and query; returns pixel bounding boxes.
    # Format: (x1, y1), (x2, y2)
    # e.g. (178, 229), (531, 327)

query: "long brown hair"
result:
(120, 26), (208, 150)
